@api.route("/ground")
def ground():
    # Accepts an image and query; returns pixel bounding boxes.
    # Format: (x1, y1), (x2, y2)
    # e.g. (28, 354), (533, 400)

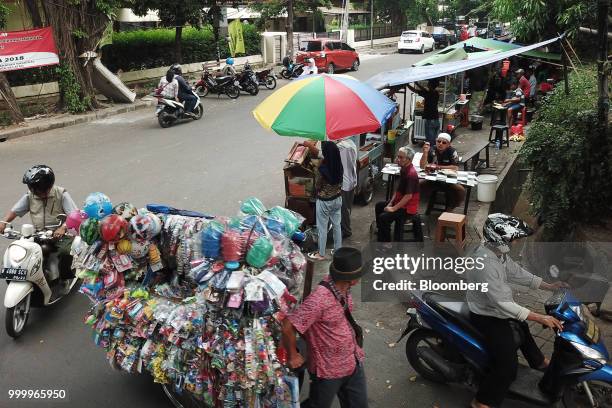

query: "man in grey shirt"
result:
(466, 242), (568, 408)
(336, 138), (357, 238)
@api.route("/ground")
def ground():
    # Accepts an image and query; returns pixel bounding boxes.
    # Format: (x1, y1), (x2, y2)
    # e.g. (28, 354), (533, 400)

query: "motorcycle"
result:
(254, 67), (277, 90)
(155, 87), (203, 128)
(194, 69), (241, 99)
(235, 63), (259, 96)
(280, 57), (305, 79)
(400, 290), (612, 407)
(1, 216), (78, 338)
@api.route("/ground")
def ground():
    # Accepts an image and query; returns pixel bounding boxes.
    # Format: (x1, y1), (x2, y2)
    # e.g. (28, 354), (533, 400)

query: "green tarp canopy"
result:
(414, 36), (561, 67)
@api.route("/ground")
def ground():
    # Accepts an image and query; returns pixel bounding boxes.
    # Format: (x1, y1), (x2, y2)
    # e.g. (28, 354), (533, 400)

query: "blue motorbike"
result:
(400, 290), (612, 407)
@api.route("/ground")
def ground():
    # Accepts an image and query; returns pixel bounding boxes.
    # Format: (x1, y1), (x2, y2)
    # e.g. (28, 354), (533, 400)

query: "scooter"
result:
(400, 290), (612, 407)
(280, 57), (304, 79)
(155, 87), (203, 128)
(235, 63), (259, 96)
(254, 67), (277, 90)
(1, 217), (78, 338)
(194, 69), (241, 99)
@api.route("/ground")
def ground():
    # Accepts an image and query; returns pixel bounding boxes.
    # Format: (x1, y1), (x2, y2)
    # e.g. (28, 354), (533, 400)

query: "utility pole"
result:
(286, 0), (294, 59)
(597, 0), (609, 144)
(370, 0), (374, 49)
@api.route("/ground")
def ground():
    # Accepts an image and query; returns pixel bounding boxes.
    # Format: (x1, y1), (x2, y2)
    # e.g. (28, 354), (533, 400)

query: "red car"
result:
(296, 39), (360, 74)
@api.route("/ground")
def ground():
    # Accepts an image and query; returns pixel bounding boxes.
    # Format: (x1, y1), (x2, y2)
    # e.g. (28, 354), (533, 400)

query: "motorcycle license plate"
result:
(1, 267), (27, 281)
(585, 318), (600, 343)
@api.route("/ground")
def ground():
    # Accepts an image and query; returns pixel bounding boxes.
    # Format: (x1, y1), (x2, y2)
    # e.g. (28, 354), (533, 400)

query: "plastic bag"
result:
(239, 197), (267, 217)
(268, 206), (305, 237)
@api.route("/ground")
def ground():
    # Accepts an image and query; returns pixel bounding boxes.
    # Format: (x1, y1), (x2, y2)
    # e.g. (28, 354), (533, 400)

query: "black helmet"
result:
(171, 63), (182, 75)
(23, 165), (55, 192)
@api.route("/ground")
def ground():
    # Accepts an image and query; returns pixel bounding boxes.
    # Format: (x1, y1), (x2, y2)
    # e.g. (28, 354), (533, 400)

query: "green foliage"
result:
(0, 1), (10, 28)
(519, 68), (611, 240)
(72, 28), (88, 39)
(490, 0), (597, 41)
(251, 0), (332, 29)
(101, 25), (261, 72)
(131, 0), (207, 27)
(56, 63), (90, 113)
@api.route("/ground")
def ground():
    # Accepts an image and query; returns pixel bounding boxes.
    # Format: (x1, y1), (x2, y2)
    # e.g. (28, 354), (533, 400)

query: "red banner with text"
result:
(0, 27), (59, 72)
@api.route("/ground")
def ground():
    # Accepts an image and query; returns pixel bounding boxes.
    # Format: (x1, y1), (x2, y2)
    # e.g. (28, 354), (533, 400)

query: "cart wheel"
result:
(356, 175), (374, 205)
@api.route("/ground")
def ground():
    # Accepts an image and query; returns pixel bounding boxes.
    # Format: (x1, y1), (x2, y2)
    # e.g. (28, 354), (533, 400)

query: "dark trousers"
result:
(375, 202), (406, 242)
(179, 92), (196, 112)
(470, 312), (545, 406)
(303, 364), (368, 408)
(341, 189), (355, 237)
(375, 202), (423, 242)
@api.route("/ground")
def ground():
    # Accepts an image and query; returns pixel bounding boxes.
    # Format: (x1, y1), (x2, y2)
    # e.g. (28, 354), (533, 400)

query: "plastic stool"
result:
(435, 212), (467, 248)
(489, 125), (510, 148)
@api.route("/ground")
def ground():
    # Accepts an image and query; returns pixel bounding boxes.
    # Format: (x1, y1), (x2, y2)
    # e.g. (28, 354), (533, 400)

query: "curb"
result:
(0, 100), (156, 142)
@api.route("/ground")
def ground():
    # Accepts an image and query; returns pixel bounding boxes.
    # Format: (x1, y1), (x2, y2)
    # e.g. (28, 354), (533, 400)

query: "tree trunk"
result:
(174, 26), (183, 63)
(597, 0), (609, 144)
(286, 0), (294, 59)
(24, 0), (43, 28)
(0, 72), (24, 123)
(41, 1), (111, 111)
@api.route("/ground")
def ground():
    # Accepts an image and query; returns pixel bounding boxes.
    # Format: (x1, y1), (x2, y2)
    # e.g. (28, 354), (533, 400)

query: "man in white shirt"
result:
(301, 58), (318, 76)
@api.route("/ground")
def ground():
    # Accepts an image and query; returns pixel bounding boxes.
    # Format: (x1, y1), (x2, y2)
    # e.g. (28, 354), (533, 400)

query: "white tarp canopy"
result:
(367, 35), (563, 90)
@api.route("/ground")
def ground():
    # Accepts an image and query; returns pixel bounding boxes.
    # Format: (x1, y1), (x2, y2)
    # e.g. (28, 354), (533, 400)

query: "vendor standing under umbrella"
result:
(407, 79), (440, 146)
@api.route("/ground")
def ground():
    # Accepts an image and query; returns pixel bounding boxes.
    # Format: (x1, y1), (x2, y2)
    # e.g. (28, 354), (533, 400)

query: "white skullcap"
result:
(437, 133), (451, 142)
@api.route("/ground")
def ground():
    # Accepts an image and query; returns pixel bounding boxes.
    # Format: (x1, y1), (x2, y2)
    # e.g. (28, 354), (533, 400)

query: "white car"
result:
(398, 30), (436, 54)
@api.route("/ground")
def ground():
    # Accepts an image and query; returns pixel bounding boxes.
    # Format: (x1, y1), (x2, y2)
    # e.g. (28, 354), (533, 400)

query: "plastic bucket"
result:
(477, 175), (498, 202)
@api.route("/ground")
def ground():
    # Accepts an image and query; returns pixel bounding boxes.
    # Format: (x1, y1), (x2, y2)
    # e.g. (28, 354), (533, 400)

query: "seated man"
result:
(375, 146), (422, 242)
(419, 133), (465, 211)
(503, 82), (525, 125)
(301, 58), (318, 76)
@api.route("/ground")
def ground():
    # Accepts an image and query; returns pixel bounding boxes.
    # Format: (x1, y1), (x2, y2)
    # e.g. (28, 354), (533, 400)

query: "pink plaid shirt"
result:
(288, 277), (365, 379)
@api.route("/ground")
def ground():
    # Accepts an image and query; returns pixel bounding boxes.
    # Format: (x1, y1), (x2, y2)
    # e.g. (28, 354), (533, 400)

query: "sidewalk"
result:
(0, 99), (155, 143)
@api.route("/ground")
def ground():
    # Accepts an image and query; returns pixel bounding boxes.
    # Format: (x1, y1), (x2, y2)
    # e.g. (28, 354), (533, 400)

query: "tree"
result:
(129, 0), (208, 63)
(40, 0), (123, 112)
(250, 0), (332, 58)
(490, 0), (597, 42)
(0, 1), (24, 123)
(375, 0), (411, 27)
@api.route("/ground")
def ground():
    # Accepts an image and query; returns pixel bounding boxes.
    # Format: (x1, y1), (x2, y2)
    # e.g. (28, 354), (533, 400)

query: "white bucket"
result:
(477, 175), (498, 202)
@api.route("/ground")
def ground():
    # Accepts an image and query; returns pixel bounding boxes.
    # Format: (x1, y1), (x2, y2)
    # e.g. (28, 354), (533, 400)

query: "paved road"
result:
(0, 51), (531, 408)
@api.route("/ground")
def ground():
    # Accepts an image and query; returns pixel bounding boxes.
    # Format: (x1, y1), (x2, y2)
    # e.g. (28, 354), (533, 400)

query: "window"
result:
(304, 41), (322, 52)
(341, 43), (354, 51)
(328, 42), (341, 50)
(402, 31), (417, 37)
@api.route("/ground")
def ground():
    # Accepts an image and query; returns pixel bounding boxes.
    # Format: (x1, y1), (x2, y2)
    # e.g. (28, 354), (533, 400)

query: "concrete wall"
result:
(490, 155), (530, 215)
(9, 55), (264, 101)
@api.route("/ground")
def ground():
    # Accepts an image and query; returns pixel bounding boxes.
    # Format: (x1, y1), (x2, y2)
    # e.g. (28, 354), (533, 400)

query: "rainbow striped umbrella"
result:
(252, 74), (396, 141)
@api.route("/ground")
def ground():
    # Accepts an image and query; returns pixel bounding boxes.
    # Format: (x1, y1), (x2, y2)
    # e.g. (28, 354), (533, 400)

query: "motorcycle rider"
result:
(0, 165), (78, 294)
(170, 63), (197, 117)
(222, 57), (237, 77)
(466, 233), (570, 408)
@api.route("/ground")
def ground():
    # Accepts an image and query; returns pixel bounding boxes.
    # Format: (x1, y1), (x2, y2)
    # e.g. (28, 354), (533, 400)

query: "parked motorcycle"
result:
(194, 69), (241, 99)
(280, 57), (304, 79)
(254, 67), (277, 90)
(235, 63), (259, 96)
(400, 289), (612, 407)
(155, 87), (203, 128)
(1, 216), (78, 338)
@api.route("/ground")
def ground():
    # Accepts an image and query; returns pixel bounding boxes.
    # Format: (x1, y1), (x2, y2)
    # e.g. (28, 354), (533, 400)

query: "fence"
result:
(354, 25), (407, 42)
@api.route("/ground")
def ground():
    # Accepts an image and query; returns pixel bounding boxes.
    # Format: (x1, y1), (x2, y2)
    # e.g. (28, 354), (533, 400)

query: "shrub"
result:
(519, 68), (612, 240)
(102, 24), (261, 72)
